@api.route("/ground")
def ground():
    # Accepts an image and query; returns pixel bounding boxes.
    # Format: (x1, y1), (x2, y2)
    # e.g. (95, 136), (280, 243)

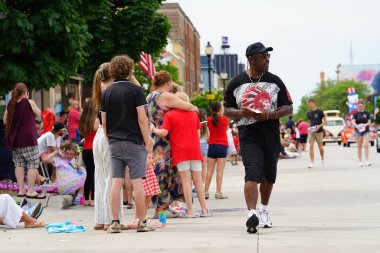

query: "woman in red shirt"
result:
(79, 99), (99, 206)
(205, 101), (229, 200)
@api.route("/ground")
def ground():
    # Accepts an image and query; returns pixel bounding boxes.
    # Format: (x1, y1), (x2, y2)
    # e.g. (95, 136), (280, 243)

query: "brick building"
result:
(158, 3), (201, 96)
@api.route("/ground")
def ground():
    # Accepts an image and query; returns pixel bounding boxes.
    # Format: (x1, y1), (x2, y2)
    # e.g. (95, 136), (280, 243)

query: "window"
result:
(327, 120), (344, 126)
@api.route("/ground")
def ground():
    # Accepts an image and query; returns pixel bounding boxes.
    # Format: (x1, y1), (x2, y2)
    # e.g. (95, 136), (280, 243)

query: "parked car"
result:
(341, 122), (376, 147)
(323, 110), (345, 145)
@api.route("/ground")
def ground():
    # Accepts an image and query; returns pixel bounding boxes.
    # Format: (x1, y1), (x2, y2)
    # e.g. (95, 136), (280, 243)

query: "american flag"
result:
(138, 52), (156, 80)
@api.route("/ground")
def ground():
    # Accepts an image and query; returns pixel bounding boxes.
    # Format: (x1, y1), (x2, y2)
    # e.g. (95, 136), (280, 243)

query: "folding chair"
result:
(39, 162), (50, 179)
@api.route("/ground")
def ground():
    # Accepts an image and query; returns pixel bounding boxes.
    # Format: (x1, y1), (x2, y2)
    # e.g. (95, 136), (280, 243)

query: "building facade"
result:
(214, 54), (245, 79)
(201, 55), (218, 91)
(158, 3), (201, 96)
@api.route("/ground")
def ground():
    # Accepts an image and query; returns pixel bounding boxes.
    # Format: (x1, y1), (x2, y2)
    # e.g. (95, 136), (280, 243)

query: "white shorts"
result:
(177, 160), (202, 172)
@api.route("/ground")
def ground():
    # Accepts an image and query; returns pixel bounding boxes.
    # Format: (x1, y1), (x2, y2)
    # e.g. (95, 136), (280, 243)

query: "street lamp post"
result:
(205, 41), (213, 97)
(336, 63), (342, 85)
(220, 71), (228, 94)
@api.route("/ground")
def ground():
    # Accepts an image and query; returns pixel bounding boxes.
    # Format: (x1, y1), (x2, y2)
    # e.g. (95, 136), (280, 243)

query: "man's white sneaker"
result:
(259, 210), (272, 228)
(359, 162), (364, 167)
(246, 209), (259, 233)
(308, 163), (316, 169)
(321, 160), (325, 167)
(365, 162), (371, 167)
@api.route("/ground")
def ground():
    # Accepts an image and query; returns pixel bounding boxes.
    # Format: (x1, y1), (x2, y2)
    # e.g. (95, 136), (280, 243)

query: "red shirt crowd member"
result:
(205, 101), (229, 200)
(68, 100), (81, 140)
(40, 108), (56, 136)
(152, 92), (211, 218)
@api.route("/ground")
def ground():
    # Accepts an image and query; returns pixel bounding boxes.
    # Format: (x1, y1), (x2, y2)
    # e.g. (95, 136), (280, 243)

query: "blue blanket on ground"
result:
(45, 221), (86, 233)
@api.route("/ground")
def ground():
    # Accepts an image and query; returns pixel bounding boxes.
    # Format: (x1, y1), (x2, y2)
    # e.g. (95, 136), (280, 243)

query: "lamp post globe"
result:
(220, 71), (228, 94)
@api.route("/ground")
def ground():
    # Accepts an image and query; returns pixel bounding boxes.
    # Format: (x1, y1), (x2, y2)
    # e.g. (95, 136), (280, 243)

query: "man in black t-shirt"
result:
(306, 98), (326, 169)
(101, 55), (153, 233)
(224, 42), (293, 233)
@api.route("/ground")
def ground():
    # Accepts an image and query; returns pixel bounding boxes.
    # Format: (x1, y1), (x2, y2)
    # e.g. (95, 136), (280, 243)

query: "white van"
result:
(323, 110), (345, 145)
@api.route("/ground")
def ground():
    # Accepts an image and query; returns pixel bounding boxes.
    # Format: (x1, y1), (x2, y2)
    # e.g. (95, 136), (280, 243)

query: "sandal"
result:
(215, 193), (228, 199)
(180, 213), (198, 218)
(26, 193), (46, 199)
(94, 224), (104, 230)
(123, 201), (134, 209)
(199, 209), (212, 217)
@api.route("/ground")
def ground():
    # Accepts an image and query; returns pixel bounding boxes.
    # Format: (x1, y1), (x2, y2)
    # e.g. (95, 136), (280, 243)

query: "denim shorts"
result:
(354, 131), (369, 138)
(200, 142), (208, 157)
(207, 144), (228, 159)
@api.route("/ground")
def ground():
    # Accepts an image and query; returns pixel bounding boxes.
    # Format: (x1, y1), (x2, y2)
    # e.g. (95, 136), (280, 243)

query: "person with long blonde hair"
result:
(92, 62), (141, 231)
(92, 63), (124, 230)
(3, 83), (44, 199)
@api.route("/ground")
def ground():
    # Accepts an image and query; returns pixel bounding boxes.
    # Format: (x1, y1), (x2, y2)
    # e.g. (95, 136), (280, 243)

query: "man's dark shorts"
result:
(108, 140), (147, 179)
(239, 139), (279, 184)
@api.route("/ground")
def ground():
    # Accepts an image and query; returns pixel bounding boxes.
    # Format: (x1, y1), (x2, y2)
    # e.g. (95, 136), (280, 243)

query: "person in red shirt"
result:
(67, 100), (81, 141)
(297, 119), (309, 151)
(40, 108), (56, 136)
(151, 92), (211, 218)
(204, 101), (229, 200)
(78, 99), (99, 206)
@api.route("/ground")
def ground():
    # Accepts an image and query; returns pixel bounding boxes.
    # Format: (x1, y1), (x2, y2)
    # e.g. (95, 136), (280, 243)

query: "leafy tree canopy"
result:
(0, 0), (170, 93)
(191, 90), (224, 115)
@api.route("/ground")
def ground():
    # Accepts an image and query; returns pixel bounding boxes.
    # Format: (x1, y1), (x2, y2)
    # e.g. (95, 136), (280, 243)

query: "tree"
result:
(83, 0), (170, 86)
(0, 0), (96, 93)
(191, 90), (224, 114)
(0, 0), (170, 94)
(294, 80), (372, 121)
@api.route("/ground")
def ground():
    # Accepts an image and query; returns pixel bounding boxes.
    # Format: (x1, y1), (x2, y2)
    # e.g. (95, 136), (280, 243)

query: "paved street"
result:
(1, 144), (379, 253)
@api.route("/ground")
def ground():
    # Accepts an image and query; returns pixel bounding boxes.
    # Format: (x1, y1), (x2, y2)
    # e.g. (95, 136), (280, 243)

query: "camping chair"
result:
(39, 162), (50, 179)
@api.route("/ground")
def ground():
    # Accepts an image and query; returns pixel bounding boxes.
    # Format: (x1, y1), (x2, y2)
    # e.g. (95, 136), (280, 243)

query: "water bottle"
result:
(158, 212), (167, 225)
(41, 182), (48, 197)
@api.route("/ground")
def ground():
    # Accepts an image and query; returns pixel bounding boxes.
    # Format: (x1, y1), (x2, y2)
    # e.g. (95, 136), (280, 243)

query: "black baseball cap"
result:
(245, 42), (273, 57)
(52, 122), (65, 133)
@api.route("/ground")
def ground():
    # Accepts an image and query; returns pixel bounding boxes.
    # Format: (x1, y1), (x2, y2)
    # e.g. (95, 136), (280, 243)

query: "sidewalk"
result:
(1, 145), (379, 253)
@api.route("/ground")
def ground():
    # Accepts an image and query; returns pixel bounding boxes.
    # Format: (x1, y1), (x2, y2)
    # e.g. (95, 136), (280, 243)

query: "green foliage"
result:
(134, 61), (180, 96)
(83, 0), (170, 86)
(157, 61), (180, 84)
(0, 0), (95, 93)
(0, 0), (170, 94)
(294, 80), (372, 121)
(191, 90), (224, 114)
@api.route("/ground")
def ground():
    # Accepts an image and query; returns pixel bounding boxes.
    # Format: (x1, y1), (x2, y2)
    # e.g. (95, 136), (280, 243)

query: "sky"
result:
(165, 0), (380, 111)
